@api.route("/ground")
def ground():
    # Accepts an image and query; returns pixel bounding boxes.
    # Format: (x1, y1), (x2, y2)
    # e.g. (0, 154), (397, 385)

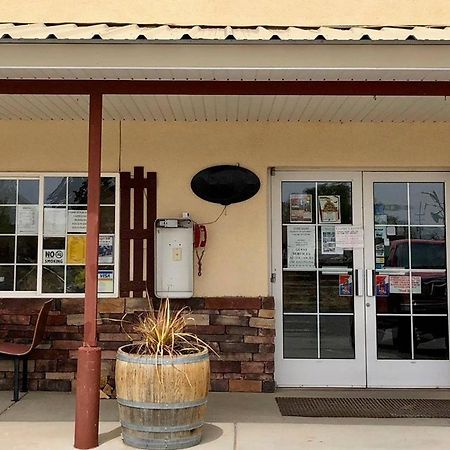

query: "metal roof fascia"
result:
(1, 42), (450, 75)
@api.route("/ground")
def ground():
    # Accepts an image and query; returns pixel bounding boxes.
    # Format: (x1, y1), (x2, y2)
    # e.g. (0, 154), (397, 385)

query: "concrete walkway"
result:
(0, 390), (449, 449)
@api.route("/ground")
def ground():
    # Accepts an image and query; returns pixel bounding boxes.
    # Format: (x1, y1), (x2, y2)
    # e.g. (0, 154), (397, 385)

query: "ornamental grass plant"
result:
(127, 297), (215, 358)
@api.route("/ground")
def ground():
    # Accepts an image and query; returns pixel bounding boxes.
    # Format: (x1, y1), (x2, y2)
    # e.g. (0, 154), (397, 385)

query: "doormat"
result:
(276, 397), (450, 418)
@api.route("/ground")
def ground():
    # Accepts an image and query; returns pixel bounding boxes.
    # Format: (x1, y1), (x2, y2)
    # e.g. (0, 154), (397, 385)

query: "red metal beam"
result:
(74, 93), (103, 450)
(1, 79), (450, 96)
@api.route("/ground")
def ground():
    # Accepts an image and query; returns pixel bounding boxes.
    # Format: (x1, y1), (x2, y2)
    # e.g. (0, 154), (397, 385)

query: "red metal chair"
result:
(0, 299), (53, 401)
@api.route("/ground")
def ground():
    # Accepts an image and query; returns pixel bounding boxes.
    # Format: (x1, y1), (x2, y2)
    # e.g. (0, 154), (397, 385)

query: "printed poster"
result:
(44, 207), (66, 236)
(289, 193), (312, 223)
(98, 270), (114, 293)
(17, 205), (39, 235)
(321, 226), (343, 255)
(339, 274), (353, 296)
(67, 235), (86, 264)
(335, 226), (364, 249)
(67, 209), (87, 233)
(98, 236), (114, 264)
(287, 225), (315, 268)
(318, 195), (341, 223)
(390, 275), (421, 294)
(376, 275), (390, 297)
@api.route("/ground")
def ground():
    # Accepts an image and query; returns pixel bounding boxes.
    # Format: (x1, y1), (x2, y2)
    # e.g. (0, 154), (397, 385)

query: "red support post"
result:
(74, 93), (103, 449)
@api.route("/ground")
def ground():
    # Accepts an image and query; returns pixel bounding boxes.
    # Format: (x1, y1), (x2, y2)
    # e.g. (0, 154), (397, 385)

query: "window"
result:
(0, 174), (119, 297)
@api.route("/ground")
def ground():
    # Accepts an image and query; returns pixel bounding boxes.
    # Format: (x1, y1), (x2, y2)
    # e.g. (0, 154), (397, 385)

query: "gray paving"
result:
(0, 391), (13, 415)
(0, 390), (449, 449)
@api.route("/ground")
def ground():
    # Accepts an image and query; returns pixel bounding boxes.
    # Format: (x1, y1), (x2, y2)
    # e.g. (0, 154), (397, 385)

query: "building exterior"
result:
(1, 1), (450, 398)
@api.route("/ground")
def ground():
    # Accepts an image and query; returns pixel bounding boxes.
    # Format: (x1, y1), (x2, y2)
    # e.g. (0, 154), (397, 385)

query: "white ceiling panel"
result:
(1, 94), (450, 122)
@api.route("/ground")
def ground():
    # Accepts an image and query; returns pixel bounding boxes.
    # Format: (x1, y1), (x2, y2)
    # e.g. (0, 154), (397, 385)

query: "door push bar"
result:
(366, 269), (374, 297)
(354, 269), (364, 297)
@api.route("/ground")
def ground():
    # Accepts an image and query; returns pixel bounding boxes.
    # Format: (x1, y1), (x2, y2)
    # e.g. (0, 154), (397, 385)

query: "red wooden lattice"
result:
(119, 167), (157, 297)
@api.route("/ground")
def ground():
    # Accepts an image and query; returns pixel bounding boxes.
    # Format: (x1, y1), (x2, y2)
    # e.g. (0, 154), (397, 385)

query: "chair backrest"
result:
(30, 299), (53, 351)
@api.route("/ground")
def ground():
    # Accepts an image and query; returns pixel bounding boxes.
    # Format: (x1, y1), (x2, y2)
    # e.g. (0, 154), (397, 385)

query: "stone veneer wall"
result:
(0, 297), (275, 394)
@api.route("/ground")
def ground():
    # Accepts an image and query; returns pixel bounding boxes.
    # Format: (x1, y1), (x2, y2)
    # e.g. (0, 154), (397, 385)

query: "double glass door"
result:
(272, 171), (450, 387)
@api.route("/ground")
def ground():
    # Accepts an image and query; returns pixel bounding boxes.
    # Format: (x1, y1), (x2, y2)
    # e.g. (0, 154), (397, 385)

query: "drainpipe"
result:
(74, 93), (103, 449)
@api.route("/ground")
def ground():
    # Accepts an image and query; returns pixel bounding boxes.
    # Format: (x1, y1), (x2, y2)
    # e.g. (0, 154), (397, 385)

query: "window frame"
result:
(0, 172), (120, 298)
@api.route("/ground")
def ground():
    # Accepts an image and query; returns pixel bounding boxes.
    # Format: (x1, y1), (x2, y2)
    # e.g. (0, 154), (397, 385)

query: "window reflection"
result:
(409, 183), (445, 226)
(377, 316), (412, 359)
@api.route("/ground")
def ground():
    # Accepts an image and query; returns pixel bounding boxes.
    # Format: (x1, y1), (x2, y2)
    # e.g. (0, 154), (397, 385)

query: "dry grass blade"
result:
(132, 298), (217, 360)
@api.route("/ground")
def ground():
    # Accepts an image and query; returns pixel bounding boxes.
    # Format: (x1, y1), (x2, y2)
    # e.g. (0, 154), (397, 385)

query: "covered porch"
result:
(1, 26), (450, 448)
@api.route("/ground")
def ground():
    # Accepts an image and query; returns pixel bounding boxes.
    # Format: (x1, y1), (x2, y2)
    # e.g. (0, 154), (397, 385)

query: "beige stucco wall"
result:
(1, 120), (450, 297)
(1, 1), (450, 27)
(0, 121), (120, 173)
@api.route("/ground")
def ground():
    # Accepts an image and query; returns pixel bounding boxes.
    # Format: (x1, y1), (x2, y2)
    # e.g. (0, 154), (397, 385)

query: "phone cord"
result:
(196, 248), (205, 276)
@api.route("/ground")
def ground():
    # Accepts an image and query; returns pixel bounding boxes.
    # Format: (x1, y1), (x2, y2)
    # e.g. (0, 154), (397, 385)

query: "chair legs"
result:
(22, 357), (28, 393)
(11, 357), (28, 401)
(13, 358), (19, 402)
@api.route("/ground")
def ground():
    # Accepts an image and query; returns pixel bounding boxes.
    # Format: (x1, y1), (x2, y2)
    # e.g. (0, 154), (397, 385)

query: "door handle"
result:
(355, 269), (364, 297)
(366, 269), (374, 297)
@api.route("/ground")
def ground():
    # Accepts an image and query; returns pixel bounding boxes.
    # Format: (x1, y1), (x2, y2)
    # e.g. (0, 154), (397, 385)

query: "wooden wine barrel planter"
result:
(116, 344), (210, 449)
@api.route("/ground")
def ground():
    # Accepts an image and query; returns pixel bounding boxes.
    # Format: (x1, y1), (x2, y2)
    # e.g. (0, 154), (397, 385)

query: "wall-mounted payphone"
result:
(155, 218), (193, 298)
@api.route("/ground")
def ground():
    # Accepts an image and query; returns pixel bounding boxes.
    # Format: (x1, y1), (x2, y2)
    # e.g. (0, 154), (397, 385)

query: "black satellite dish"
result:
(191, 165), (260, 206)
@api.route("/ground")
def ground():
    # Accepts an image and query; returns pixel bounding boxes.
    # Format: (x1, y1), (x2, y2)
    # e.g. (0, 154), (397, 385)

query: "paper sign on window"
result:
(335, 225), (364, 249)
(43, 249), (65, 265)
(67, 235), (86, 264)
(98, 270), (114, 293)
(17, 205), (39, 235)
(289, 194), (313, 223)
(319, 195), (341, 223)
(44, 207), (66, 236)
(321, 226), (343, 255)
(67, 210), (87, 233)
(389, 275), (421, 294)
(98, 236), (114, 264)
(287, 225), (315, 268)
(339, 274), (353, 296)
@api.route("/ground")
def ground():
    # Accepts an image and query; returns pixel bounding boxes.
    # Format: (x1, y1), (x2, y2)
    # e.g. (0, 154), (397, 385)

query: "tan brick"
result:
(249, 317), (275, 329)
(185, 313), (209, 326)
(241, 362), (265, 374)
(67, 314), (84, 326)
(0, 360), (35, 372)
(253, 353), (274, 362)
(46, 372), (75, 380)
(0, 315), (30, 325)
(211, 315), (248, 326)
(98, 298), (125, 314)
(258, 309), (275, 319)
(99, 333), (136, 342)
(52, 340), (82, 350)
(229, 379), (262, 392)
(210, 353), (252, 362)
(0, 360), (13, 371)
(125, 297), (150, 313)
(244, 335), (274, 344)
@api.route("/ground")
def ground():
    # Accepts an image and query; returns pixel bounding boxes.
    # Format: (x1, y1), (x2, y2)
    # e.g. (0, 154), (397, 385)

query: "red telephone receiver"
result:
(194, 224), (207, 248)
(194, 224), (207, 276)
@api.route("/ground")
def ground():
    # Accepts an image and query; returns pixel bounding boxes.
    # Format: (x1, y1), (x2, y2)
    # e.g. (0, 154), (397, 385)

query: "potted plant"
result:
(115, 298), (211, 449)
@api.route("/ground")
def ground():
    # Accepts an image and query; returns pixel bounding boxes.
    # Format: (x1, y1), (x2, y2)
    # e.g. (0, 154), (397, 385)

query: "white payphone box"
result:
(155, 218), (193, 298)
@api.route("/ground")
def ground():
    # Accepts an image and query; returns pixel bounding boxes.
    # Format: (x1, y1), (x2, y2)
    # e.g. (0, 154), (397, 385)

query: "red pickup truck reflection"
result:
(378, 239), (447, 314)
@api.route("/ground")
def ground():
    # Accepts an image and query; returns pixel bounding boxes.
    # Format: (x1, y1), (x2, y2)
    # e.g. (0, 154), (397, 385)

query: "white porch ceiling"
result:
(1, 95), (450, 122)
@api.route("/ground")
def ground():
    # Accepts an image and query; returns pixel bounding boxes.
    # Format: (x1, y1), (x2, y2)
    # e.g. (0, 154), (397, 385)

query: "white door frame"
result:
(363, 171), (450, 388)
(272, 171), (366, 387)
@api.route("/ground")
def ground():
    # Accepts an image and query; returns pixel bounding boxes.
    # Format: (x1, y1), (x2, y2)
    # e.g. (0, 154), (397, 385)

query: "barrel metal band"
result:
(117, 350), (208, 366)
(123, 433), (202, 450)
(121, 420), (203, 433)
(117, 397), (207, 410)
